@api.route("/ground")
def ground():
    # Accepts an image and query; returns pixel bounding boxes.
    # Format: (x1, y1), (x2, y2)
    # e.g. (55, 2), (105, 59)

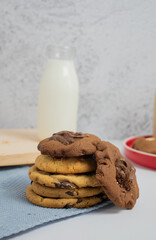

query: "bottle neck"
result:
(47, 46), (75, 61)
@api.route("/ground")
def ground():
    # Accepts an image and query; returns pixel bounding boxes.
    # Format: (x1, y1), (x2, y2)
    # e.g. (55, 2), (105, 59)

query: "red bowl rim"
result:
(123, 135), (156, 158)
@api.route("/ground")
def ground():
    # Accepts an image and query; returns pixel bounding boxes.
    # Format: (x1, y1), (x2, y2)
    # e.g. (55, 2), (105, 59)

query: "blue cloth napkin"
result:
(0, 166), (111, 239)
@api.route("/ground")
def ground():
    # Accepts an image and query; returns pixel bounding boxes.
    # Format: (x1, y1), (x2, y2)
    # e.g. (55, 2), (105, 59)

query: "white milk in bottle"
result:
(37, 46), (79, 140)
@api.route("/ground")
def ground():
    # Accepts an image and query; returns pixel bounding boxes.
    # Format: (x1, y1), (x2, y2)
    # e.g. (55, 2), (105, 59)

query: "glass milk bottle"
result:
(37, 46), (79, 140)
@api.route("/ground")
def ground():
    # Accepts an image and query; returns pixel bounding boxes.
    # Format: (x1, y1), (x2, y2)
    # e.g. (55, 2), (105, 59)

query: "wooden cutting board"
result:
(0, 129), (40, 166)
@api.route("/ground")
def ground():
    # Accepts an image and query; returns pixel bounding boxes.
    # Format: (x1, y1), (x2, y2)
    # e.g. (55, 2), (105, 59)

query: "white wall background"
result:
(0, 0), (156, 139)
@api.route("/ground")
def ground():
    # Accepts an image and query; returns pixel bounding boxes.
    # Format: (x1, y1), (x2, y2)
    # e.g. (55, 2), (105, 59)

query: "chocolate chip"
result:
(115, 159), (133, 191)
(77, 198), (82, 203)
(49, 131), (86, 145)
(54, 181), (78, 189)
(65, 191), (74, 196)
(122, 161), (127, 167)
(64, 203), (74, 208)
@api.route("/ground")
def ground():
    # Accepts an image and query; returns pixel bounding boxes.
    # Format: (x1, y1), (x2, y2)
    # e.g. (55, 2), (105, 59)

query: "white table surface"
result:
(9, 140), (156, 240)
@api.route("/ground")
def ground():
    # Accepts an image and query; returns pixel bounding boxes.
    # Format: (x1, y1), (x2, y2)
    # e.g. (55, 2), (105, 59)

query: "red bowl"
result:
(123, 135), (156, 170)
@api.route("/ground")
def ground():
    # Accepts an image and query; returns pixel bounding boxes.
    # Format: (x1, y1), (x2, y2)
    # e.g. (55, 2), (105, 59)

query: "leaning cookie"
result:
(35, 154), (96, 174)
(31, 182), (104, 198)
(26, 186), (106, 208)
(38, 131), (101, 157)
(29, 166), (100, 188)
(95, 141), (139, 209)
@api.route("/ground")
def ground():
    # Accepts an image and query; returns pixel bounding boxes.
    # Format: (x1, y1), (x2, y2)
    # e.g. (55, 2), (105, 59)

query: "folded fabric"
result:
(0, 166), (111, 239)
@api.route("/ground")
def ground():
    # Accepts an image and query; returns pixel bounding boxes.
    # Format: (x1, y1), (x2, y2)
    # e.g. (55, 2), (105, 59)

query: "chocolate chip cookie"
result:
(38, 131), (101, 157)
(95, 141), (139, 209)
(31, 182), (104, 198)
(35, 154), (96, 174)
(29, 166), (100, 189)
(26, 186), (106, 208)
(133, 137), (156, 154)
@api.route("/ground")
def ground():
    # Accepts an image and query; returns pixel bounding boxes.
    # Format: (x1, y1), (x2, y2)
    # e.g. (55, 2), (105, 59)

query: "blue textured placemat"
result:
(0, 166), (111, 239)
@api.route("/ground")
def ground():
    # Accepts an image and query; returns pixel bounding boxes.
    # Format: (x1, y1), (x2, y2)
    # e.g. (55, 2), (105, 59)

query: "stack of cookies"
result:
(26, 131), (107, 208)
(26, 131), (139, 209)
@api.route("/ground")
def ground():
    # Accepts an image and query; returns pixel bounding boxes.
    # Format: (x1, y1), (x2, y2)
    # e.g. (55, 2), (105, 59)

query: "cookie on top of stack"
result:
(26, 131), (107, 208)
